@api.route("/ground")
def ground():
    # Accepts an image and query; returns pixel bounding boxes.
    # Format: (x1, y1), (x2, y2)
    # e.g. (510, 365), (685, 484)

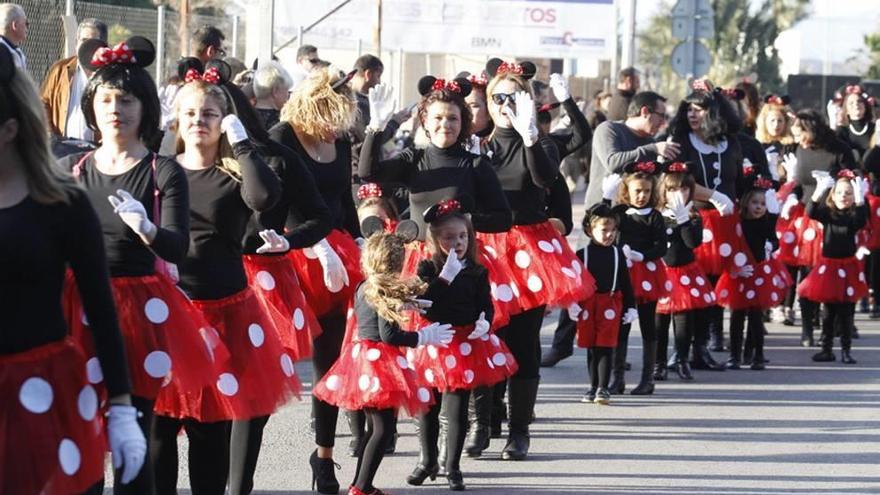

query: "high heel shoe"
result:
(675, 361), (694, 380)
(310, 449), (340, 494)
(406, 464), (439, 486)
(447, 470), (465, 491)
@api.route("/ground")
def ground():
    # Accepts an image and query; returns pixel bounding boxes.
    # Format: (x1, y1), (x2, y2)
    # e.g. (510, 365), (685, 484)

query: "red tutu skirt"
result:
(1, 339), (106, 495)
(244, 254), (322, 361)
(287, 229), (364, 318)
(478, 222), (595, 311)
(409, 323), (517, 392)
(575, 292), (623, 348)
(64, 273), (224, 400)
(656, 261), (717, 314)
(694, 209), (753, 276)
(788, 215), (824, 267)
(313, 339), (434, 416)
(154, 288), (301, 422)
(863, 195), (880, 250)
(775, 203), (804, 266)
(627, 258), (670, 304)
(715, 258), (794, 310)
(798, 256), (868, 303)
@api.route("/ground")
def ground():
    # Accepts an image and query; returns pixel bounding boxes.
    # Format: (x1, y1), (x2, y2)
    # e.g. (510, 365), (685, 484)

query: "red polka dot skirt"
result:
(862, 194), (880, 250)
(287, 229), (364, 318)
(694, 209), (753, 276)
(626, 258), (670, 304)
(775, 203), (804, 266)
(714, 258), (794, 310)
(656, 261), (717, 314)
(575, 291), (624, 348)
(798, 256), (868, 303)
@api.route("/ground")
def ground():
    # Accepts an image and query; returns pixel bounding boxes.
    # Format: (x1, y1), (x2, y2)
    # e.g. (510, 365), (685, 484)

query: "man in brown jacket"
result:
(40, 18), (106, 139)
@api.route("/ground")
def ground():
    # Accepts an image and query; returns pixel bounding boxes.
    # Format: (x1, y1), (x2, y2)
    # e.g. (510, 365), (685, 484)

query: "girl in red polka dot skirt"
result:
(715, 173), (793, 370)
(798, 170), (869, 364)
(569, 204), (637, 405)
(313, 229), (454, 495)
(406, 200), (517, 491)
(654, 163), (718, 381)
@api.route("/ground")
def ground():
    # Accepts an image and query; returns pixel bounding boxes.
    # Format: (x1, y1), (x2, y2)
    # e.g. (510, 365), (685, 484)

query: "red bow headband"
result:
(743, 165), (754, 177)
(497, 62), (523, 75)
(431, 78), (462, 93)
(692, 79), (711, 92)
(357, 183), (383, 200)
(436, 199), (461, 216)
(846, 85), (864, 95)
(468, 73), (488, 87)
(91, 42), (137, 67)
(837, 169), (856, 180)
(633, 162), (656, 174)
(752, 176), (773, 190)
(766, 95), (785, 105)
(184, 67), (221, 85)
(667, 162), (688, 173)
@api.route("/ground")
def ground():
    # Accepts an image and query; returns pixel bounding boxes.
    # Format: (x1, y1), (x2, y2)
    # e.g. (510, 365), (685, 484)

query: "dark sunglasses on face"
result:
(491, 93), (516, 105)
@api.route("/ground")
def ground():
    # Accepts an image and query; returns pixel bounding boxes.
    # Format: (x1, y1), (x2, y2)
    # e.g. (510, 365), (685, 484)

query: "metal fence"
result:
(18, 0), (243, 88)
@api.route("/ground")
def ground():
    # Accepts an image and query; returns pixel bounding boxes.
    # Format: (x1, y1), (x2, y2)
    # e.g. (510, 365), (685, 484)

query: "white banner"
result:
(275, 0), (614, 60)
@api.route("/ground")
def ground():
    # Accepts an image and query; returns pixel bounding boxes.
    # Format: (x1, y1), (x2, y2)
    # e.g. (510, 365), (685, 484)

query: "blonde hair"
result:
(280, 68), (355, 140)
(485, 72), (533, 100)
(174, 80), (242, 180)
(755, 103), (794, 146)
(361, 232), (427, 326)
(4, 66), (74, 204)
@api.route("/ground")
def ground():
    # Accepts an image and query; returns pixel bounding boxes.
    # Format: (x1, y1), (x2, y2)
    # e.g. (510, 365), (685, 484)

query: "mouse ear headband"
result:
(485, 58), (536, 80)
(623, 161), (661, 176)
(417, 75), (473, 97)
(361, 216), (419, 242)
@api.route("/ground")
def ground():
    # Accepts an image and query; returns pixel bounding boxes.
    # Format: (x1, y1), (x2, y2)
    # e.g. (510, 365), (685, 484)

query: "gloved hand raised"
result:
(417, 322), (454, 347)
(368, 83), (397, 132)
(549, 73), (570, 102)
(221, 114), (249, 145)
(501, 91), (539, 146)
(468, 312), (490, 340)
(439, 249), (463, 283)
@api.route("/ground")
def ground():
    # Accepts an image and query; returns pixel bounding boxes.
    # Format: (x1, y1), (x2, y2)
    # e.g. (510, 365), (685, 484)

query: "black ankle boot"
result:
(608, 340), (628, 394)
(446, 470), (465, 491)
(406, 464), (439, 486)
(652, 362), (667, 381)
(691, 345), (726, 371)
(309, 449), (340, 494)
(465, 386), (491, 457)
(812, 349), (835, 362)
(501, 378), (538, 461)
(630, 340), (656, 395)
(675, 360), (694, 380)
(841, 350), (857, 364)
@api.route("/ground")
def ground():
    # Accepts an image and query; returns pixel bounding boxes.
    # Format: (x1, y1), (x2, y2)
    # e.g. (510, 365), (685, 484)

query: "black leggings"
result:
(502, 306), (546, 380)
(783, 265), (801, 309)
(313, 310), (347, 448)
(619, 301), (658, 345)
(655, 311), (695, 364)
(417, 389), (470, 472)
(729, 309), (765, 360)
(587, 347), (613, 389)
(353, 408), (397, 492)
(822, 302), (855, 351)
(870, 253), (880, 303)
(228, 415), (270, 495)
(153, 416), (231, 495)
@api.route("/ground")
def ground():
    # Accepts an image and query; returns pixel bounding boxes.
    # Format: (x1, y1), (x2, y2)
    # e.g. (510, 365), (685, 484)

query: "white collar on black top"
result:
(625, 207), (654, 216)
(688, 132), (728, 154)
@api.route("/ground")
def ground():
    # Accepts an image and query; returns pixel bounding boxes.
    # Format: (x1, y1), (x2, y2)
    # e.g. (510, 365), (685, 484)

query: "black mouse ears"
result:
(360, 216), (420, 243)
(485, 58), (536, 80)
(88, 36), (155, 70)
(764, 94), (791, 106)
(417, 76), (472, 97)
(422, 196), (474, 224)
(662, 161), (693, 174)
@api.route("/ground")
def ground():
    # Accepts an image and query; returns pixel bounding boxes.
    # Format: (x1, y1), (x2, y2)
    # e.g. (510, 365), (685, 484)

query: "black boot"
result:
(727, 316), (743, 370)
(675, 358), (694, 380)
(464, 386), (491, 457)
(708, 306), (725, 352)
(346, 410), (365, 457)
(608, 339), (628, 395)
(800, 299), (815, 347)
(437, 409), (448, 477)
(691, 345), (726, 371)
(309, 449), (340, 494)
(630, 340), (656, 395)
(501, 378), (538, 461)
(841, 349), (857, 364)
(489, 380), (506, 439)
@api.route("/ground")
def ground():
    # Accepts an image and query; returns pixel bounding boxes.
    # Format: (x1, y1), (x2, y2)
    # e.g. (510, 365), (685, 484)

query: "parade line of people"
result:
(2, 5), (879, 494)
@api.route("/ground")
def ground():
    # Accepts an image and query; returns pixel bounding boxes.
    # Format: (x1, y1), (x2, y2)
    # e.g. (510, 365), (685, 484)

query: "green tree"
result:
(861, 31), (880, 79)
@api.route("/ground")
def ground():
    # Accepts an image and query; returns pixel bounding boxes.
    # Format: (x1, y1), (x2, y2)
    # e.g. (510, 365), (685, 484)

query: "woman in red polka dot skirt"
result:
(798, 170), (869, 364)
(569, 204), (637, 405)
(59, 39), (222, 494)
(313, 230), (454, 495)
(406, 200), (517, 491)
(715, 173), (793, 370)
(654, 163), (718, 381)
(0, 49), (146, 495)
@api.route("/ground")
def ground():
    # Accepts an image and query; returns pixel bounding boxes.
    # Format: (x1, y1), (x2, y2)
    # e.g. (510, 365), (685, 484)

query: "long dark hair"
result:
(794, 109), (837, 150)
(669, 90), (742, 145)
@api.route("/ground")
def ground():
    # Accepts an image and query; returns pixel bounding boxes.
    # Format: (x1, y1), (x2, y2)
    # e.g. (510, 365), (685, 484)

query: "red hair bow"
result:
(185, 67), (221, 84)
(719, 88), (738, 98)
(634, 162), (656, 174)
(753, 177), (773, 190)
(357, 183), (383, 200)
(91, 42), (137, 67)
(667, 162), (688, 173)
(432, 78), (461, 93)
(837, 169), (856, 179)
(766, 95), (785, 105)
(497, 62), (523, 75)
(692, 79), (711, 92)
(437, 199), (461, 216)
(743, 165), (754, 177)
(468, 73), (488, 87)
(846, 85), (864, 95)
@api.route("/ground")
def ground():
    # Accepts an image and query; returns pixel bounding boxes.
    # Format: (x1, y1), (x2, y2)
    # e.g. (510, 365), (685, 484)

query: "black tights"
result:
(655, 311), (695, 364)
(153, 416), (230, 495)
(822, 302), (855, 351)
(353, 408), (397, 492)
(86, 396), (155, 495)
(619, 301), (658, 346)
(417, 389), (470, 472)
(729, 309), (765, 361)
(313, 310), (346, 448)
(587, 347), (613, 389)
(783, 265), (801, 309)
(228, 415), (270, 495)
(501, 306), (546, 379)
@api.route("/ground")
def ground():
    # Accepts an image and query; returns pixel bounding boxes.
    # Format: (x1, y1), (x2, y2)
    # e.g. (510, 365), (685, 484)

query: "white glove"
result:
(742, 157), (753, 171)
(622, 308), (638, 325)
(367, 83), (397, 132)
(468, 312), (490, 340)
(255, 229), (290, 254)
(549, 73), (570, 102)
(601, 174), (623, 200)
(622, 244), (644, 262)
(813, 175), (835, 200)
(439, 249), (463, 283)
(312, 238), (350, 293)
(781, 194), (799, 220)
(107, 189), (156, 238)
(709, 190), (734, 216)
(782, 153), (798, 180)
(221, 114), (249, 145)
(764, 240), (774, 260)
(853, 177), (869, 205)
(764, 188), (780, 214)
(766, 150), (780, 180)
(566, 303), (582, 321)
(417, 322), (454, 347)
(733, 264), (754, 279)
(106, 404), (147, 485)
(857, 245), (871, 261)
(669, 191), (691, 225)
(502, 91), (539, 146)
(827, 99), (841, 130)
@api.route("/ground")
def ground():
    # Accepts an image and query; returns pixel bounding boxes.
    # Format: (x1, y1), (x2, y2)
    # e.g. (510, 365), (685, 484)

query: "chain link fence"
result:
(18, 0), (243, 88)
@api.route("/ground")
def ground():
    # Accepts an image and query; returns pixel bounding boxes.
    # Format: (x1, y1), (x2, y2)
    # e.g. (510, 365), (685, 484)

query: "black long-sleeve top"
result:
(576, 243), (634, 309)
(672, 133), (744, 208)
(178, 141), (281, 300)
(359, 131), (512, 238)
(242, 141), (332, 253)
(417, 259), (494, 326)
(837, 120), (875, 166)
(862, 146), (880, 195)
(544, 172), (574, 235)
(547, 98), (592, 160)
(740, 213), (778, 263)
(0, 188), (130, 396)
(793, 140), (856, 202)
(488, 127), (559, 226)
(353, 283), (419, 347)
(738, 132), (771, 178)
(612, 205), (667, 261)
(661, 213), (703, 267)
(806, 195), (868, 259)
(270, 122), (361, 237)
(59, 153), (190, 277)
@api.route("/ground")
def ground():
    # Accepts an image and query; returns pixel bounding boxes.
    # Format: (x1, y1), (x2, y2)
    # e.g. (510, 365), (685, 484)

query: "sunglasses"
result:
(491, 93), (516, 105)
